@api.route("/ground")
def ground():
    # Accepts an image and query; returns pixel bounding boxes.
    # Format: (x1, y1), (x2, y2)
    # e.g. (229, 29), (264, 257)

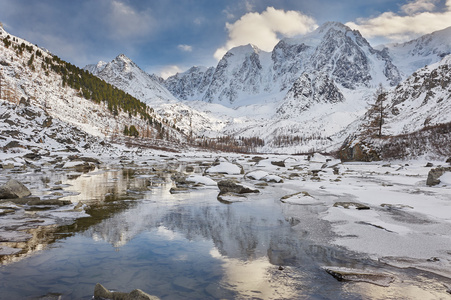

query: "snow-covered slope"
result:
(276, 71), (344, 118)
(337, 53), (451, 159)
(384, 54), (451, 135)
(382, 26), (451, 78)
(164, 66), (215, 101)
(0, 26), (185, 154)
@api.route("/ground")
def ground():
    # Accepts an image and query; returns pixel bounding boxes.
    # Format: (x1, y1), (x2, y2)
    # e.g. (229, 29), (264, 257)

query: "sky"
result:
(1, 0), (451, 78)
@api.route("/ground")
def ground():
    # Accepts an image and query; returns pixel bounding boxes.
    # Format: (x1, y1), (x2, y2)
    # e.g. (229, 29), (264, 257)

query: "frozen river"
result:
(0, 152), (450, 299)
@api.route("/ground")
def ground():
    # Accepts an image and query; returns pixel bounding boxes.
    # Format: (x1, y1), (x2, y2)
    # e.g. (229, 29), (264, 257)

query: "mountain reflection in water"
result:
(0, 166), (449, 299)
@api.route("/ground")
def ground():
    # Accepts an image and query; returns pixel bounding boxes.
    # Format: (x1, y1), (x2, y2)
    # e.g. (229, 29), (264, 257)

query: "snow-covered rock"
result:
(205, 161), (243, 175)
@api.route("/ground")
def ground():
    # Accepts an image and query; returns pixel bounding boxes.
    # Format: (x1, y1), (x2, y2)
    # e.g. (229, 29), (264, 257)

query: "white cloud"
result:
(178, 44), (193, 52)
(346, 0), (451, 42)
(214, 7), (317, 60)
(401, 0), (438, 14)
(105, 0), (154, 40)
(159, 65), (182, 79)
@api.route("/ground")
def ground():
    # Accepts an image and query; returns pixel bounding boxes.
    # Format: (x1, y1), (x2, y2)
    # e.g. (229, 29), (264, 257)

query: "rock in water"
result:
(0, 180), (31, 199)
(217, 180), (259, 195)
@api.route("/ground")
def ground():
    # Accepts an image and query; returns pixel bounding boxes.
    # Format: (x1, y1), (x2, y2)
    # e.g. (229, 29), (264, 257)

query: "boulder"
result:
(3, 141), (23, 150)
(245, 171), (284, 183)
(426, 167), (451, 186)
(249, 156), (266, 163)
(205, 161), (243, 175)
(94, 283), (160, 300)
(0, 180), (31, 199)
(217, 180), (259, 195)
(271, 160), (285, 167)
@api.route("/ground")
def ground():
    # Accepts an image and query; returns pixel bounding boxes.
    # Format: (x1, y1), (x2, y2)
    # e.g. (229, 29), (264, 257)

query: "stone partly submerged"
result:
(217, 179), (259, 195)
(323, 267), (395, 287)
(0, 179), (32, 199)
(216, 179), (259, 203)
(93, 283), (160, 300)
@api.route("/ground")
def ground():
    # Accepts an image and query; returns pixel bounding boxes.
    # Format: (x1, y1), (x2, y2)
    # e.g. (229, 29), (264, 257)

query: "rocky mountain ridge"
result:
(164, 22), (402, 107)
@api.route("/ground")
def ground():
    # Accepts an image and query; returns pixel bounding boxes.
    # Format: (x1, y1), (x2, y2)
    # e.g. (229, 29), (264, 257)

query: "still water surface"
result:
(0, 167), (448, 299)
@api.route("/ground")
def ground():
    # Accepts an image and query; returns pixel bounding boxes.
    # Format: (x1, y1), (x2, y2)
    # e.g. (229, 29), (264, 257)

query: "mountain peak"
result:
(226, 44), (262, 56)
(114, 54), (134, 64)
(318, 21), (350, 31)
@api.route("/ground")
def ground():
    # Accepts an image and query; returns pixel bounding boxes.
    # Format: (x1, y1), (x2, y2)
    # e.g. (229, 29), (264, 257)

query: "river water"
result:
(0, 164), (449, 299)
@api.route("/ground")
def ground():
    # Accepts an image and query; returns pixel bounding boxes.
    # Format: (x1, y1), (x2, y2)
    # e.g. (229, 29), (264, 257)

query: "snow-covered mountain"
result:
(85, 54), (176, 103)
(164, 22), (402, 108)
(84, 21), (451, 154)
(0, 26), (185, 155)
(381, 26), (451, 78)
(84, 55), (228, 137)
(385, 54), (451, 135)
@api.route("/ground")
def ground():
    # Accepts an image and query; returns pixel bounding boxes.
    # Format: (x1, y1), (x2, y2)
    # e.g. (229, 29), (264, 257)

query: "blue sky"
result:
(1, 0), (451, 78)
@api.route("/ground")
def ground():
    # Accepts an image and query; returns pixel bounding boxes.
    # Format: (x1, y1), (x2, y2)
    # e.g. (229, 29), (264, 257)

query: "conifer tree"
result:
(365, 84), (388, 137)
(129, 125), (139, 137)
